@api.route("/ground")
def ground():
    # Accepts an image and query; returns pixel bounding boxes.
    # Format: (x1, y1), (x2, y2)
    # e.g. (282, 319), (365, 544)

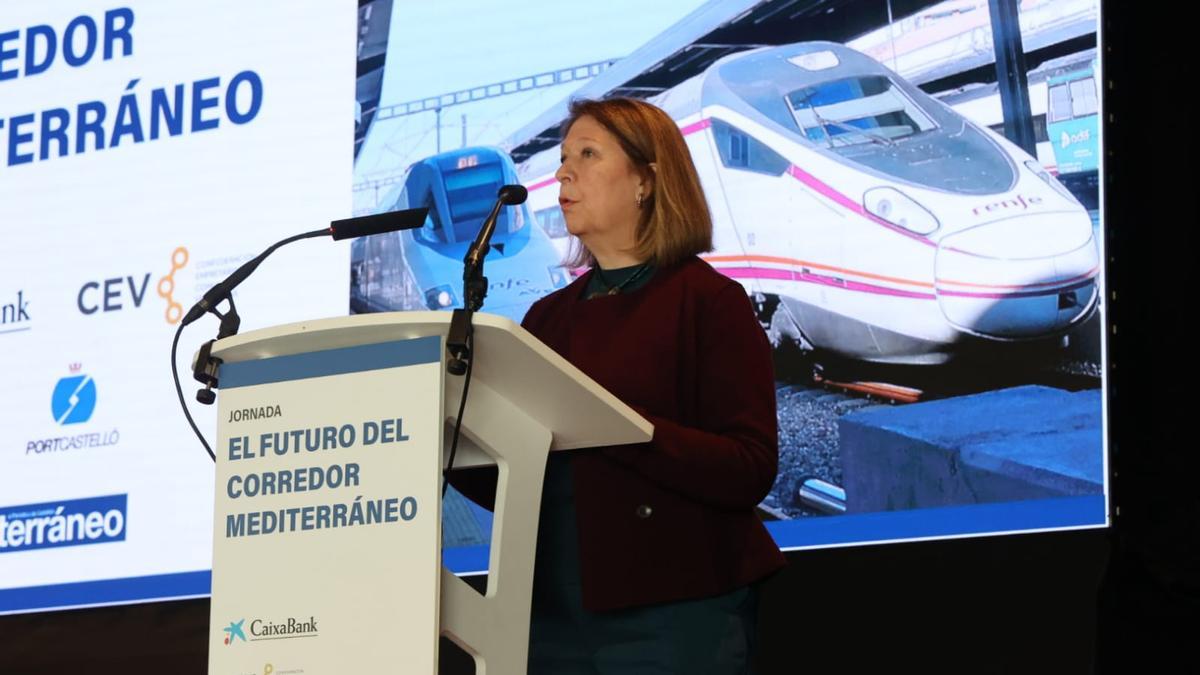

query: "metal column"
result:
(988, 0), (1037, 156)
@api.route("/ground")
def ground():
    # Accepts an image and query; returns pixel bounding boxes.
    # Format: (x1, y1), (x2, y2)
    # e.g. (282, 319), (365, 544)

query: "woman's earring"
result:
(636, 193), (644, 208)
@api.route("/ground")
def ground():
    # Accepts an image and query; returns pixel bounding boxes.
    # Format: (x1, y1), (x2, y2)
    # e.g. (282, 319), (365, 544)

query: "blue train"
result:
(351, 146), (569, 321)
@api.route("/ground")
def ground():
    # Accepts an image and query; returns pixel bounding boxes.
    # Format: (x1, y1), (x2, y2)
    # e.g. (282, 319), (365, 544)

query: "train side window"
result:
(729, 133), (748, 165)
(986, 115), (1047, 143)
(1069, 77), (1098, 118)
(711, 119), (789, 176)
(511, 205), (523, 233)
(535, 208), (567, 238)
(1048, 83), (1072, 123)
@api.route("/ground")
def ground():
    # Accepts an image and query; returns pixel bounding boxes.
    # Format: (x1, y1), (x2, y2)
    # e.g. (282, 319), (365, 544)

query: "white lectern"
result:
(204, 311), (652, 674)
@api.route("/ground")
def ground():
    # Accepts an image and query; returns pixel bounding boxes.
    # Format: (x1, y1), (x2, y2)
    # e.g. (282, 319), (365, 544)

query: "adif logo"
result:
(0, 494), (127, 553)
(52, 364), (96, 425)
(1060, 128), (1091, 149)
(224, 619), (247, 645)
(76, 246), (190, 324)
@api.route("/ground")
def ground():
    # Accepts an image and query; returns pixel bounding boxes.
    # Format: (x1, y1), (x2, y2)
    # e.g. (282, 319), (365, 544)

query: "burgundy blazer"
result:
(452, 256), (786, 611)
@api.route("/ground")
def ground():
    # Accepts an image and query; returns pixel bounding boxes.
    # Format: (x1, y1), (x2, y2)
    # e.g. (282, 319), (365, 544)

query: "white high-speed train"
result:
(520, 41), (1099, 365)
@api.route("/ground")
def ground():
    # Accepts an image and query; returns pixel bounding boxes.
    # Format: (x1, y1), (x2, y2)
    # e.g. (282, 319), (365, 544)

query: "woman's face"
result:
(555, 115), (648, 252)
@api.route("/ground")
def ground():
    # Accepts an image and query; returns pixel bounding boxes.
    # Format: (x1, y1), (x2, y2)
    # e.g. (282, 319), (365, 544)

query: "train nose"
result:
(934, 212), (1098, 339)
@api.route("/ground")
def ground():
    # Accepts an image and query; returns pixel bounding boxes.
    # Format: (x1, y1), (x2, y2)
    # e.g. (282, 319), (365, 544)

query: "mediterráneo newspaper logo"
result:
(0, 494), (127, 553)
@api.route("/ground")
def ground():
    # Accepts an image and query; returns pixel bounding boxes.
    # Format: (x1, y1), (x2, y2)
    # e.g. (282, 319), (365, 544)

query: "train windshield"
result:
(781, 73), (1015, 194)
(444, 162), (505, 223)
(786, 75), (935, 148)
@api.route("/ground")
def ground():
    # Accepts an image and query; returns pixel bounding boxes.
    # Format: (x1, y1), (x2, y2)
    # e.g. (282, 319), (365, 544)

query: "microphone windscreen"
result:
(329, 207), (430, 241)
(498, 184), (528, 205)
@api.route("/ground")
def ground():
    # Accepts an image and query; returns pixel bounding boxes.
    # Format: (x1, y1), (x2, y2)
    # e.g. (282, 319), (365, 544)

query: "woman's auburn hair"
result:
(562, 97), (713, 269)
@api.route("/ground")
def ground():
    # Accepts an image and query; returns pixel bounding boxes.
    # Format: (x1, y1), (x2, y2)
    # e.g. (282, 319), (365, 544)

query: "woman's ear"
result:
(641, 163), (658, 197)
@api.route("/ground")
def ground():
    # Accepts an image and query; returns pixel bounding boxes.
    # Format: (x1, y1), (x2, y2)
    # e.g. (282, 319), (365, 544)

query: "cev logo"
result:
(76, 246), (189, 324)
(51, 364), (96, 425)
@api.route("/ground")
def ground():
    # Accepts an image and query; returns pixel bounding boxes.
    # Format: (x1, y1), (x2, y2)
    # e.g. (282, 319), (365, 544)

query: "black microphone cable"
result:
(171, 320), (216, 462)
(441, 328), (474, 498)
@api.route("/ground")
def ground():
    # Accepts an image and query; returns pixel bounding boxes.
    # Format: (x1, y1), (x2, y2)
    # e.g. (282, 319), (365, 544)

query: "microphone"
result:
(181, 207), (429, 326)
(445, 185), (527, 376)
(329, 206), (429, 241)
(499, 184), (528, 204)
(463, 185), (527, 274)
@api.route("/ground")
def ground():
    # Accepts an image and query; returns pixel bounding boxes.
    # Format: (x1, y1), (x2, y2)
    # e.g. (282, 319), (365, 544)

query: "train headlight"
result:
(424, 285), (457, 310)
(863, 187), (940, 235)
(1025, 160), (1077, 203)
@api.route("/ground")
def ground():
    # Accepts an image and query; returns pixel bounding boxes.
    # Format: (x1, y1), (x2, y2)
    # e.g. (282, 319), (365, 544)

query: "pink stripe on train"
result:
(715, 265), (1095, 301)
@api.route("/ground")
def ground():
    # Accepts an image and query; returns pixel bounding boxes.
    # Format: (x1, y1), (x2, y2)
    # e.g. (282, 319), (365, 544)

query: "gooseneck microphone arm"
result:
(462, 200), (503, 312)
(442, 184), (526, 498)
(174, 228), (326, 464)
(462, 200), (502, 291)
(446, 184), (527, 376)
(172, 207), (431, 466)
(462, 184), (527, 310)
(181, 228), (329, 327)
(180, 206), (430, 328)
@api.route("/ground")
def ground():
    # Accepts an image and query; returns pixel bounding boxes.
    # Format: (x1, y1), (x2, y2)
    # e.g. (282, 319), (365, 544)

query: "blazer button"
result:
(635, 504), (653, 519)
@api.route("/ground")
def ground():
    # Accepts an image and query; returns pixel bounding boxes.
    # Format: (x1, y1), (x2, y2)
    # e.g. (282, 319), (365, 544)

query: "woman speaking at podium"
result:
(458, 97), (785, 673)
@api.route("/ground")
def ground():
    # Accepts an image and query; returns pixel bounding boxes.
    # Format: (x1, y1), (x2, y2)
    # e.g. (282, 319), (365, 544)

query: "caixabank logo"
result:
(222, 616), (320, 645)
(76, 246), (190, 325)
(0, 494), (127, 553)
(2, 289), (32, 336)
(25, 363), (120, 456)
(223, 619), (247, 645)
